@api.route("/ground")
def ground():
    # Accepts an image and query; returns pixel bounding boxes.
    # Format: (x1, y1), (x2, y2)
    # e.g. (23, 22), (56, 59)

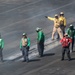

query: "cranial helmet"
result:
(55, 14), (58, 17)
(55, 14), (58, 19)
(22, 33), (26, 36)
(60, 12), (64, 15)
(69, 24), (74, 30)
(70, 24), (73, 27)
(36, 27), (41, 32)
(64, 33), (68, 36)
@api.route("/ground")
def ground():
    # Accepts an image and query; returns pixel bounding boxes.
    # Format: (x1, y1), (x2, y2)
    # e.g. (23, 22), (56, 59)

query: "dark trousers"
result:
(62, 47), (71, 60)
(0, 49), (3, 61)
(70, 38), (74, 52)
(37, 41), (44, 57)
(22, 46), (29, 61)
(57, 25), (65, 39)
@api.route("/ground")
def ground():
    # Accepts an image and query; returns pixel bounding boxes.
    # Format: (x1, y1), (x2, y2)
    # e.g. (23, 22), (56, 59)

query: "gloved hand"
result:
(45, 16), (48, 18)
(26, 46), (29, 49)
(70, 37), (73, 39)
(64, 26), (66, 28)
(26, 46), (30, 51)
(68, 42), (70, 46)
(37, 40), (40, 44)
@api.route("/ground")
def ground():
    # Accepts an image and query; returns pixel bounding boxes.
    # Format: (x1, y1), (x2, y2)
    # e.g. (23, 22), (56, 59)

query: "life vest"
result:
(60, 37), (71, 47)
(59, 17), (64, 25)
(54, 18), (60, 28)
(60, 19), (64, 25)
(0, 39), (2, 47)
(69, 29), (75, 37)
(40, 32), (45, 42)
(22, 38), (27, 46)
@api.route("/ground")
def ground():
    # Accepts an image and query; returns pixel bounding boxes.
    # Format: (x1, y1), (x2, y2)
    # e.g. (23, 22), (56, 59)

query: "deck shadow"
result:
(29, 58), (40, 62)
(43, 53), (55, 57)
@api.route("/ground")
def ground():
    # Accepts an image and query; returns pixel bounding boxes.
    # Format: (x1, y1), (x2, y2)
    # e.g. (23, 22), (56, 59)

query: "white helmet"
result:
(70, 24), (73, 27)
(36, 27), (41, 31)
(64, 33), (68, 36)
(22, 33), (26, 36)
(55, 14), (58, 17)
(60, 12), (64, 15)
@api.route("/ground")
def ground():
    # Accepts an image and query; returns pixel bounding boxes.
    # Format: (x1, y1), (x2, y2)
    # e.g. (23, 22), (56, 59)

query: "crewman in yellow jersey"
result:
(57, 12), (66, 39)
(45, 14), (63, 40)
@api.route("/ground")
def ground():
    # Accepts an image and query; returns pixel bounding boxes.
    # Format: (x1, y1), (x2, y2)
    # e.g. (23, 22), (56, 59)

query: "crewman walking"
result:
(20, 33), (30, 62)
(60, 33), (72, 61)
(66, 24), (75, 52)
(0, 34), (4, 62)
(36, 27), (45, 57)
(45, 14), (63, 40)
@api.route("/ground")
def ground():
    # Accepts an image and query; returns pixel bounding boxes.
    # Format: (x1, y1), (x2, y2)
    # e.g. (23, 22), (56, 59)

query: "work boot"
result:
(51, 38), (54, 41)
(68, 59), (71, 61)
(70, 50), (73, 53)
(26, 59), (29, 63)
(61, 59), (64, 61)
(22, 60), (26, 62)
(1, 57), (3, 62)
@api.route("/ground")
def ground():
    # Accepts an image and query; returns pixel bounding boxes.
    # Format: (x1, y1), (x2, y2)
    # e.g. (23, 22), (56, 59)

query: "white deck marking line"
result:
(0, 0), (42, 14)
(4, 52), (22, 60)
(0, 1), (75, 30)
(5, 40), (60, 61)
(23, 59), (60, 75)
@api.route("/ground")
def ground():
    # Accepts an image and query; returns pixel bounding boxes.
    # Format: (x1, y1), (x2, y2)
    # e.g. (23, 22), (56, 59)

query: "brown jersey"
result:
(22, 38), (27, 46)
